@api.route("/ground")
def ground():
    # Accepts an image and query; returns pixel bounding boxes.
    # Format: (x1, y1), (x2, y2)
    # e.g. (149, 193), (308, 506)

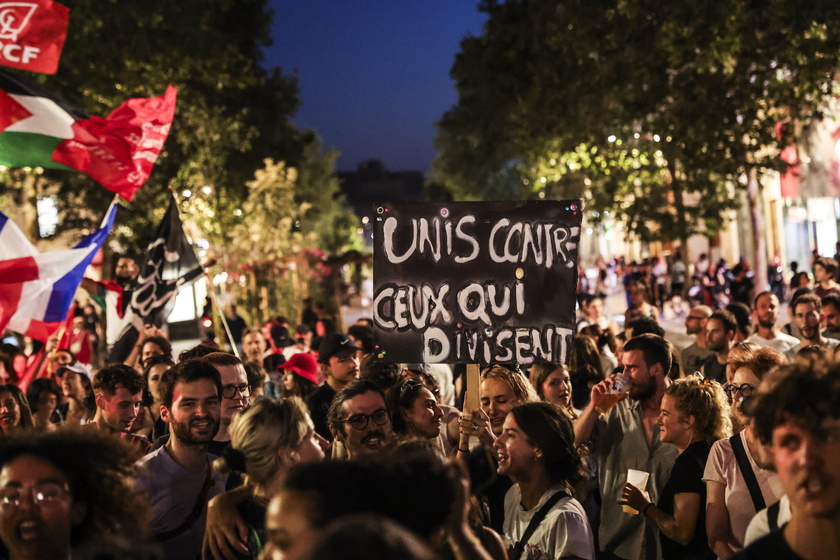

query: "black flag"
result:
(131, 194), (203, 325)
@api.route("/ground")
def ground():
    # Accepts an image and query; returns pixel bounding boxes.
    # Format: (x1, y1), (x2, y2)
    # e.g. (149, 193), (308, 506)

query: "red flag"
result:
(52, 85), (178, 201)
(0, 0), (70, 74)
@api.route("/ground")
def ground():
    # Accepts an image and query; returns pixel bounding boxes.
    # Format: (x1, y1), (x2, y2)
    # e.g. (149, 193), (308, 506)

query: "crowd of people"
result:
(0, 253), (839, 560)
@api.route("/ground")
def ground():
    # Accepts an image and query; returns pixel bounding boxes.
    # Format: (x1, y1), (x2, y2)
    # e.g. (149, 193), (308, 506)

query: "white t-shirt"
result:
(744, 495), (790, 546)
(502, 484), (595, 560)
(702, 432), (785, 548)
(745, 332), (800, 360)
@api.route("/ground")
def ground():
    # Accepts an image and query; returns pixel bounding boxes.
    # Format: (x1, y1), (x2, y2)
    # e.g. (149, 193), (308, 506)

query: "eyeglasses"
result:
(221, 384), (252, 399)
(341, 409), (390, 431)
(724, 383), (756, 400)
(0, 482), (70, 509)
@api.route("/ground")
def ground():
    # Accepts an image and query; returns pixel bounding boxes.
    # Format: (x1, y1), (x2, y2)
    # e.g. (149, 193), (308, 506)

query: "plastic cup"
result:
(622, 469), (650, 514)
(596, 373), (630, 414)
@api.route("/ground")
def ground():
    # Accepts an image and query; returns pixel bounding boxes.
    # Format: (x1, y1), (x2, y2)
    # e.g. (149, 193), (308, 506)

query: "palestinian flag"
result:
(0, 69), (177, 201)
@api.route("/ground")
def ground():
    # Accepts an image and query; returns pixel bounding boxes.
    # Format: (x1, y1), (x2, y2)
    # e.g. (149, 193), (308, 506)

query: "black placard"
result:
(372, 201), (581, 365)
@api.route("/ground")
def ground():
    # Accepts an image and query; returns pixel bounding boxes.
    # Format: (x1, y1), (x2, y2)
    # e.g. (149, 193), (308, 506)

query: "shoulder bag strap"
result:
(153, 457), (216, 542)
(766, 499), (782, 533)
(509, 490), (568, 560)
(730, 432), (766, 511)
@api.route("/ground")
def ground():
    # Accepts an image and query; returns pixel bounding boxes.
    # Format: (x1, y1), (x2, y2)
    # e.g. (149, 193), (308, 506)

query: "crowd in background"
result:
(0, 251), (839, 560)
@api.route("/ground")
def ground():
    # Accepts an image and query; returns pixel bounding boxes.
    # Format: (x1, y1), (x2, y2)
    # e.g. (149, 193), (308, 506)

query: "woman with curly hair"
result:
(211, 396), (327, 559)
(0, 429), (150, 559)
(0, 385), (34, 436)
(622, 375), (732, 560)
(494, 401), (595, 559)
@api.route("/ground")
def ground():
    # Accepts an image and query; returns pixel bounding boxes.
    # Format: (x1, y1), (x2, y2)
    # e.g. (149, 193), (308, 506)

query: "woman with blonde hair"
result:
(212, 397), (327, 559)
(622, 375), (731, 559)
(456, 364), (539, 533)
(703, 347), (786, 558)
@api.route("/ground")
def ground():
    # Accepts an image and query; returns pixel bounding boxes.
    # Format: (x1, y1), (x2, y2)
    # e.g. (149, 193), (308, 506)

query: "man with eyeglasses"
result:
(202, 352), (251, 456)
(327, 379), (392, 459)
(680, 305), (714, 374)
(792, 293), (840, 351)
(309, 333), (360, 441)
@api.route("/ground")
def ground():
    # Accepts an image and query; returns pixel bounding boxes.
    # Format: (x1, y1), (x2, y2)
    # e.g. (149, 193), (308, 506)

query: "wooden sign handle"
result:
(465, 363), (480, 411)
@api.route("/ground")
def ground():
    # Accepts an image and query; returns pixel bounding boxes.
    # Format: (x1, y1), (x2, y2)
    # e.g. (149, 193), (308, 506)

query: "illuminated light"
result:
(549, 158), (557, 165)
(587, 228), (593, 235)
(234, 209), (242, 216)
(653, 134), (661, 142)
(361, 216), (369, 224)
(201, 317), (213, 329)
(608, 135), (617, 143)
(540, 177), (547, 183)
(201, 186), (212, 195)
(440, 208), (449, 217)
(515, 268), (525, 279)
(376, 207), (384, 214)
(182, 189), (192, 198)
(538, 191), (546, 199)
(634, 133), (640, 139)
(356, 227), (364, 234)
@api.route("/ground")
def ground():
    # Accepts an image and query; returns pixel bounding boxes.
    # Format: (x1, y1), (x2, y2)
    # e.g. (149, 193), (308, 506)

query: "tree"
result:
(434, 0), (840, 279)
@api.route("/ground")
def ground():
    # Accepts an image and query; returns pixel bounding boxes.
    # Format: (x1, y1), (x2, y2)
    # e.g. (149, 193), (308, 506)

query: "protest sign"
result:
(373, 201), (582, 365)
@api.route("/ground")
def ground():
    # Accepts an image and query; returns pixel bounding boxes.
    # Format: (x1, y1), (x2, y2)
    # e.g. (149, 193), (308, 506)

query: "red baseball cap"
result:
(280, 352), (319, 385)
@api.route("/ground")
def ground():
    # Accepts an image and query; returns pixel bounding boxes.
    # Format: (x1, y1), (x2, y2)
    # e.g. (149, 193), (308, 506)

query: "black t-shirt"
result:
(307, 383), (336, 441)
(658, 440), (715, 560)
(730, 528), (803, 560)
(702, 355), (727, 384)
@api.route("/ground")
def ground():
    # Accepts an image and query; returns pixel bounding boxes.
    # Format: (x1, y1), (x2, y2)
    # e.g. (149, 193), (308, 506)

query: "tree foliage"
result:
(0, 0), (360, 322)
(433, 0), (840, 250)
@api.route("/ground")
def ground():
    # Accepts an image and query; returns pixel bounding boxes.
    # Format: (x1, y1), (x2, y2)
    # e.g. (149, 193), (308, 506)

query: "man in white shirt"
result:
(745, 292), (799, 360)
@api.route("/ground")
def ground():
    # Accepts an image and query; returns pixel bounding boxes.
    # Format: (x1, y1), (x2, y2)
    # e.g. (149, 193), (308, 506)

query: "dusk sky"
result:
(265, 1), (487, 174)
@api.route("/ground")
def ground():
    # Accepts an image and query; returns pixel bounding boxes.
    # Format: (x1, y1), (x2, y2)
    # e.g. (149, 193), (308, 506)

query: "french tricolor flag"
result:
(0, 202), (117, 341)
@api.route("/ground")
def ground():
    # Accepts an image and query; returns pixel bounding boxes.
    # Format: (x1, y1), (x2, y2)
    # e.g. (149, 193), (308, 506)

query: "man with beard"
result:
(327, 379), (392, 459)
(746, 292), (800, 360)
(202, 352), (251, 456)
(82, 256), (141, 363)
(575, 334), (679, 560)
(135, 359), (227, 559)
(680, 305), (714, 374)
(701, 309), (738, 383)
(820, 294), (840, 340)
(792, 293), (840, 351)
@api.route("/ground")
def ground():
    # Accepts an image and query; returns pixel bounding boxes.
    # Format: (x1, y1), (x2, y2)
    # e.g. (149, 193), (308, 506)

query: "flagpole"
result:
(169, 188), (240, 359)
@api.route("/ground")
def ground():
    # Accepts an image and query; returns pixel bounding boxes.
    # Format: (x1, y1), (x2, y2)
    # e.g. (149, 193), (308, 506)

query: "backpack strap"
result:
(730, 432), (766, 512)
(509, 490), (568, 560)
